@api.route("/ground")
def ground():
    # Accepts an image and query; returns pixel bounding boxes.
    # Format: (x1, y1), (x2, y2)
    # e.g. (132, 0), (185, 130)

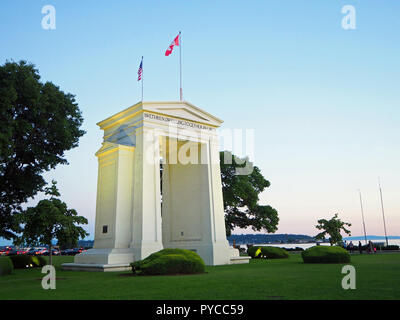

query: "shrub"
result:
(247, 246), (289, 259)
(261, 246), (289, 259)
(9, 255), (47, 269)
(247, 246), (262, 258)
(131, 248), (206, 276)
(302, 246), (350, 263)
(0, 257), (14, 276)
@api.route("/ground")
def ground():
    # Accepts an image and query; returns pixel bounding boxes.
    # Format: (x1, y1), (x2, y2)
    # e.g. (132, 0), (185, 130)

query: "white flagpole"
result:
(358, 189), (368, 245)
(179, 31), (182, 101)
(378, 177), (389, 246)
(141, 56), (144, 102)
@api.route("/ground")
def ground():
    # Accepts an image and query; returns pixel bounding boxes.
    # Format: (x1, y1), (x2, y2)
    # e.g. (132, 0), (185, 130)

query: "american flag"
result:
(137, 58), (143, 81)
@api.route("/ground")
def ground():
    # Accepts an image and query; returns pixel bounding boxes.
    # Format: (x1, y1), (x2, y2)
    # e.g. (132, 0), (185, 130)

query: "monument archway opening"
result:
(160, 137), (210, 256)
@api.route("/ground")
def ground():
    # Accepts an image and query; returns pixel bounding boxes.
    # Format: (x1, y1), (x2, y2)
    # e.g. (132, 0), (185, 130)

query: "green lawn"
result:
(0, 253), (399, 300)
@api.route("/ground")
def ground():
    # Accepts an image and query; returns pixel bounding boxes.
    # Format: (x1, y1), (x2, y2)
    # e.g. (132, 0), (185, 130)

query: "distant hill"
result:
(227, 234), (317, 244)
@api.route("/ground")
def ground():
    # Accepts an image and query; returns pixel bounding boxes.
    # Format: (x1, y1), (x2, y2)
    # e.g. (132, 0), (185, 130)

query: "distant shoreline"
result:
(1, 235), (399, 247)
(343, 235), (400, 240)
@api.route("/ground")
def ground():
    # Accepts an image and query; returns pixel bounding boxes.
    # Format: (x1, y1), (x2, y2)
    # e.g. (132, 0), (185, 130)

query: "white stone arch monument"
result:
(63, 101), (249, 271)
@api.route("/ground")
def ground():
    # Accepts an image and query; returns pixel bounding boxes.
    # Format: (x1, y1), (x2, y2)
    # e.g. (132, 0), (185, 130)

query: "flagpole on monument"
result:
(165, 32), (182, 100)
(179, 31), (182, 101)
(137, 56), (144, 102)
(141, 56), (144, 102)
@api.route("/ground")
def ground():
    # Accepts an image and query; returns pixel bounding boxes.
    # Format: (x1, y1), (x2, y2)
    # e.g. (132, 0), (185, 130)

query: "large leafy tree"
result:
(315, 213), (352, 246)
(0, 60), (85, 239)
(220, 151), (279, 236)
(17, 181), (88, 265)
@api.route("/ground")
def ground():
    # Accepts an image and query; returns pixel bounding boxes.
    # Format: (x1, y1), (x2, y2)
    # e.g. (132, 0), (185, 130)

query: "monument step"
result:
(230, 256), (251, 264)
(62, 263), (132, 272)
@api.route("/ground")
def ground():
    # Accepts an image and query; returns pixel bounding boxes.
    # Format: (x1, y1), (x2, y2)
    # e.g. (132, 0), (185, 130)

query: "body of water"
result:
(236, 239), (400, 250)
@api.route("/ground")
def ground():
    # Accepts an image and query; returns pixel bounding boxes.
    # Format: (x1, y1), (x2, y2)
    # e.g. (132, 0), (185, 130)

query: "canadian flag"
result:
(165, 33), (180, 56)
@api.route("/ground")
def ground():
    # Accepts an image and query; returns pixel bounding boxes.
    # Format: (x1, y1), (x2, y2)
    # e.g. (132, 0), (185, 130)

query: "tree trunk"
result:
(49, 243), (52, 266)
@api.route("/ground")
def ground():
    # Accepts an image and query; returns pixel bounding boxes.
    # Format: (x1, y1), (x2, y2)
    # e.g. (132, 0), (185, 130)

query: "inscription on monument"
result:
(144, 112), (215, 131)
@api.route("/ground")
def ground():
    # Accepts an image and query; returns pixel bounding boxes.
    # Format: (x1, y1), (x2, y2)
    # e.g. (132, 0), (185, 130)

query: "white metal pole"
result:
(179, 31), (182, 101)
(378, 178), (389, 246)
(141, 56), (144, 102)
(358, 189), (368, 245)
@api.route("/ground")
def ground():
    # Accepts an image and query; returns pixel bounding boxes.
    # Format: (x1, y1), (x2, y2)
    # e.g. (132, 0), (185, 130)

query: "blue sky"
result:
(1, 0), (399, 245)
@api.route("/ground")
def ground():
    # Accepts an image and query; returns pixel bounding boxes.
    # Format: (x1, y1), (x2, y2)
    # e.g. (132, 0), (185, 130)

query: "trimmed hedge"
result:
(261, 246), (289, 259)
(0, 257), (14, 276)
(131, 248), (206, 276)
(302, 246), (350, 263)
(247, 246), (289, 259)
(247, 246), (259, 258)
(9, 255), (47, 269)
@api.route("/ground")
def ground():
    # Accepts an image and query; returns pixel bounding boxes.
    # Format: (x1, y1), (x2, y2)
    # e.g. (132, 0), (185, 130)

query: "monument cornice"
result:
(95, 142), (134, 158)
(97, 101), (223, 131)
